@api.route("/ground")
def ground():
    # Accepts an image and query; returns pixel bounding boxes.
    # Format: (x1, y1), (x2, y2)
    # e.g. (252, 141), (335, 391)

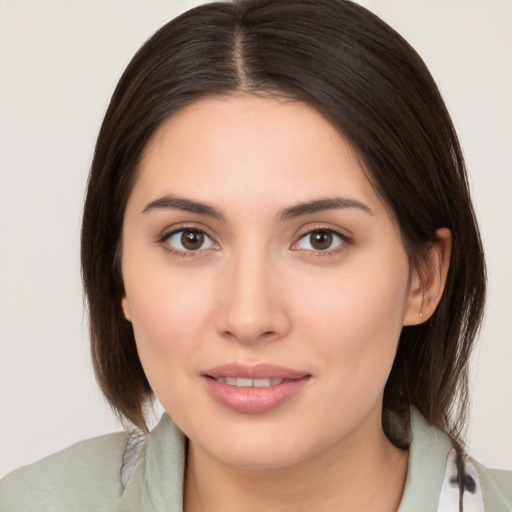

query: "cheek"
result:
(295, 251), (410, 372)
(123, 261), (217, 382)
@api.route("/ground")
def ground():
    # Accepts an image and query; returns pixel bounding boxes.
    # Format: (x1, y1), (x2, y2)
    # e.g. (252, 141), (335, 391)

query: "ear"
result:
(403, 228), (452, 326)
(121, 296), (132, 322)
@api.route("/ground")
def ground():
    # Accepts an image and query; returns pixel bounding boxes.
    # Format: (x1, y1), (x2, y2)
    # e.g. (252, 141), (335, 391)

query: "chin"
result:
(208, 442), (310, 470)
(188, 417), (342, 471)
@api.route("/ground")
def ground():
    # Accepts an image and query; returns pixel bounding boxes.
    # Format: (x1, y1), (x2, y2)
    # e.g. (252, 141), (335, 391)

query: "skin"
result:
(121, 96), (451, 511)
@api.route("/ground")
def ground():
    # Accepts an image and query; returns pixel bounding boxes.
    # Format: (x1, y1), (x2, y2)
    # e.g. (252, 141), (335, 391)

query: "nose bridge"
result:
(216, 241), (288, 343)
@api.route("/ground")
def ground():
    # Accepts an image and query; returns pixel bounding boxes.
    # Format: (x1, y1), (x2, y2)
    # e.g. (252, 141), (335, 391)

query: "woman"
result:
(1, 0), (510, 510)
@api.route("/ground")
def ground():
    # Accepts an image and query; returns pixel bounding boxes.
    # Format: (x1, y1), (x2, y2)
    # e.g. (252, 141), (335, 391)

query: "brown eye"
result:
(181, 230), (204, 250)
(295, 229), (344, 252)
(165, 229), (216, 253)
(310, 231), (333, 250)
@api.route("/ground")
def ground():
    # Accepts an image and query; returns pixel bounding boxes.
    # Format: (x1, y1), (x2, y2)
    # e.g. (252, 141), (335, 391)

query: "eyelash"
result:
(158, 226), (351, 257)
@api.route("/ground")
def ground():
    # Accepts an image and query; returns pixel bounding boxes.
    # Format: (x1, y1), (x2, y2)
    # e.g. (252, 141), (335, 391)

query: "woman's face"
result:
(121, 96), (420, 468)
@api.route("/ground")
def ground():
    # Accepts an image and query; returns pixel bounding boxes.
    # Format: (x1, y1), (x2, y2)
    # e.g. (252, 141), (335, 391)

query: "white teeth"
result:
(216, 377), (284, 387)
(253, 378), (271, 387)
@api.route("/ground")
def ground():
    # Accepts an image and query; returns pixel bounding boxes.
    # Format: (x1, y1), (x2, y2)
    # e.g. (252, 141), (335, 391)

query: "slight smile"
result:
(202, 364), (312, 414)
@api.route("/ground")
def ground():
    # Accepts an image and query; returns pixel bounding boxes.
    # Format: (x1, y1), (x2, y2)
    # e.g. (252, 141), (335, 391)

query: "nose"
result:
(215, 247), (291, 344)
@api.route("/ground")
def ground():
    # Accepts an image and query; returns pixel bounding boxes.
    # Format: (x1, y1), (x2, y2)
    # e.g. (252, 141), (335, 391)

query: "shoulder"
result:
(0, 415), (185, 512)
(472, 459), (512, 511)
(0, 431), (129, 511)
(437, 448), (512, 511)
(402, 409), (512, 511)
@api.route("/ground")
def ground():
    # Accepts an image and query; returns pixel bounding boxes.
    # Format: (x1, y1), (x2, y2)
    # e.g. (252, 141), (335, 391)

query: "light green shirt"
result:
(1, 410), (510, 511)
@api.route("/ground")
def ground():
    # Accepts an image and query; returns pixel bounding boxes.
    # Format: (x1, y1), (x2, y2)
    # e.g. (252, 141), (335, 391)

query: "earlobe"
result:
(121, 297), (132, 322)
(403, 228), (452, 326)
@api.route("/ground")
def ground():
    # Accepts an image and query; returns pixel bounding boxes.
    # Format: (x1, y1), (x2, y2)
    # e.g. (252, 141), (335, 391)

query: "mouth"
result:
(203, 362), (308, 381)
(202, 364), (311, 413)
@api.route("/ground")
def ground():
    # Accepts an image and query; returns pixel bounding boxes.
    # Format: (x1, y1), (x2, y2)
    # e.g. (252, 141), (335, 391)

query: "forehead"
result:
(130, 95), (382, 215)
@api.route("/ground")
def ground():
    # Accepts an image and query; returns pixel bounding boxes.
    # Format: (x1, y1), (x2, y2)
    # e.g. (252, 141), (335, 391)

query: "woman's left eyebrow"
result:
(278, 197), (374, 220)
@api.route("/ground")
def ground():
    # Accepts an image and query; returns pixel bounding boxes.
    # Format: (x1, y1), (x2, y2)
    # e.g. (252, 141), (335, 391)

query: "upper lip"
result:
(203, 363), (309, 380)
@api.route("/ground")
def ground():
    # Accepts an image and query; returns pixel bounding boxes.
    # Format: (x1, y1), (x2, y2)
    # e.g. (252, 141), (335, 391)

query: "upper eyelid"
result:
(295, 224), (352, 241)
(160, 223), (217, 240)
(300, 226), (347, 237)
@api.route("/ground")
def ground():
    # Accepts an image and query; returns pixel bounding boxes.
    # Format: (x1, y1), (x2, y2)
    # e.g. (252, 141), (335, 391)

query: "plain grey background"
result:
(1, 0), (511, 478)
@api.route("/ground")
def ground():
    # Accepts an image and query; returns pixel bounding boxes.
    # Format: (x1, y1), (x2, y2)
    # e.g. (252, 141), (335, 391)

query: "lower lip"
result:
(203, 376), (310, 414)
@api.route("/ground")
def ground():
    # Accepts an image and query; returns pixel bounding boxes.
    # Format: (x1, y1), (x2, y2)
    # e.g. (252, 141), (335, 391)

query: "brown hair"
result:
(81, 0), (485, 444)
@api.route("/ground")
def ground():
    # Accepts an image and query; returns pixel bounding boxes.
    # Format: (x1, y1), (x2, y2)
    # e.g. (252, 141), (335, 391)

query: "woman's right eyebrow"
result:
(142, 195), (224, 219)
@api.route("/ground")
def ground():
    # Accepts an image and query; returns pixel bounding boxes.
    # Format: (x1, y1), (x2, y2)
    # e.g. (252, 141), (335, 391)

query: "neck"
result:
(183, 408), (408, 512)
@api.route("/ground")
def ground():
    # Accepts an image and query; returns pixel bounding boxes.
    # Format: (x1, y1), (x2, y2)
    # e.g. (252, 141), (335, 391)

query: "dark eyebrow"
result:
(278, 197), (373, 221)
(142, 195), (224, 219)
(142, 195), (371, 221)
